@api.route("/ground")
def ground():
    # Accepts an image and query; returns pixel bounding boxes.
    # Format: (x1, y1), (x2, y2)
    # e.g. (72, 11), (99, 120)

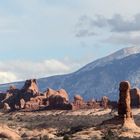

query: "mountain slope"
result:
(1, 47), (140, 100)
(76, 46), (140, 74)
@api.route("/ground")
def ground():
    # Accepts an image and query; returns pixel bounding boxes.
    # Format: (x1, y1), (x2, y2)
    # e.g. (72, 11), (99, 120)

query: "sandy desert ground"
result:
(0, 108), (140, 140)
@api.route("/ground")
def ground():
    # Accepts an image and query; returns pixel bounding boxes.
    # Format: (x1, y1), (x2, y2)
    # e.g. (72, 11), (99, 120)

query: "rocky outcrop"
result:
(21, 79), (39, 95)
(24, 95), (46, 110)
(130, 88), (140, 108)
(45, 88), (71, 110)
(1, 79), (42, 111)
(0, 78), (112, 112)
(45, 88), (69, 103)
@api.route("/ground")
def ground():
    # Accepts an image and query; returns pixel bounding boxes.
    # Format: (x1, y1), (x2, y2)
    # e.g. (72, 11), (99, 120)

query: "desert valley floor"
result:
(0, 108), (140, 140)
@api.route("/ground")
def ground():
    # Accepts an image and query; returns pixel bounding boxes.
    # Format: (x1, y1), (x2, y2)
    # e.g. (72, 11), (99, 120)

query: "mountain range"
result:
(1, 46), (140, 101)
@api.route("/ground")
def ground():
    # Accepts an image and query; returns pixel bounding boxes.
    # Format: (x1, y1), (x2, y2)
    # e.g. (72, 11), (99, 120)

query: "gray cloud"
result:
(75, 29), (96, 37)
(75, 15), (97, 37)
(75, 14), (140, 37)
(108, 14), (140, 32)
(105, 33), (140, 45)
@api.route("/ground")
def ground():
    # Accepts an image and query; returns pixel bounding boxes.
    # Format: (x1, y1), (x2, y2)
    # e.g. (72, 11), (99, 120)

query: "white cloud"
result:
(0, 59), (70, 82)
(0, 72), (17, 83)
(0, 59), (80, 84)
(0, 55), (95, 84)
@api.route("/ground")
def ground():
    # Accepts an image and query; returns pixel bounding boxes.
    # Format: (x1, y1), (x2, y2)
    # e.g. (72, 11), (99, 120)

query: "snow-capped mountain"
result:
(76, 46), (140, 74)
(1, 46), (140, 101)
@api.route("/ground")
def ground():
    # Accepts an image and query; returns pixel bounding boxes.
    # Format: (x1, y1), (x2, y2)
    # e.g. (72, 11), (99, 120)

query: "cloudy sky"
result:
(0, 0), (140, 84)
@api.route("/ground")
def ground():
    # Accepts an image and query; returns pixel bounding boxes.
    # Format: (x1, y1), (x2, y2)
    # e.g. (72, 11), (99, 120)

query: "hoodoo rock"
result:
(118, 81), (132, 118)
(130, 88), (140, 108)
(101, 96), (109, 109)
(74, 95), (84, 106)
(118, 81), (139, 130)
(71, 95), (85, 110)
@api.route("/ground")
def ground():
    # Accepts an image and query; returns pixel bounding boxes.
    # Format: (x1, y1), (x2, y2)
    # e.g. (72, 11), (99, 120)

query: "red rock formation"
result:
(86, 99), (98, 109)
(44, 88), (72, 110)
(71, 95), (85, 110)
(1, 79), (42, 111)
(74, 95), (84, 105)
(21, 79), (39, 96)
(3, 103), (11, 112)
(117, 81), (140, 130)
(101, 96), (109, 109)
(19, 98), (25, 109)
(45, 88), (69, 105)
(24, 95), (46, 110)
(118, 81), (132, 118)
(130, 88), (140, 108)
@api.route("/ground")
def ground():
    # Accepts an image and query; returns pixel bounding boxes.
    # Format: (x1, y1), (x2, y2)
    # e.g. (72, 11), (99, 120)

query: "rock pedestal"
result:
(118, 81), (132, 118)
(118, 81), (138, 129)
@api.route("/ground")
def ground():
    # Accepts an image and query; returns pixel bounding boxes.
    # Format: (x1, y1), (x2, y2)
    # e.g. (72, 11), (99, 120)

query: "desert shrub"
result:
(63, 134), (70, 140)
(41, 135), (50, 140)
(103, 129), (115, 140)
